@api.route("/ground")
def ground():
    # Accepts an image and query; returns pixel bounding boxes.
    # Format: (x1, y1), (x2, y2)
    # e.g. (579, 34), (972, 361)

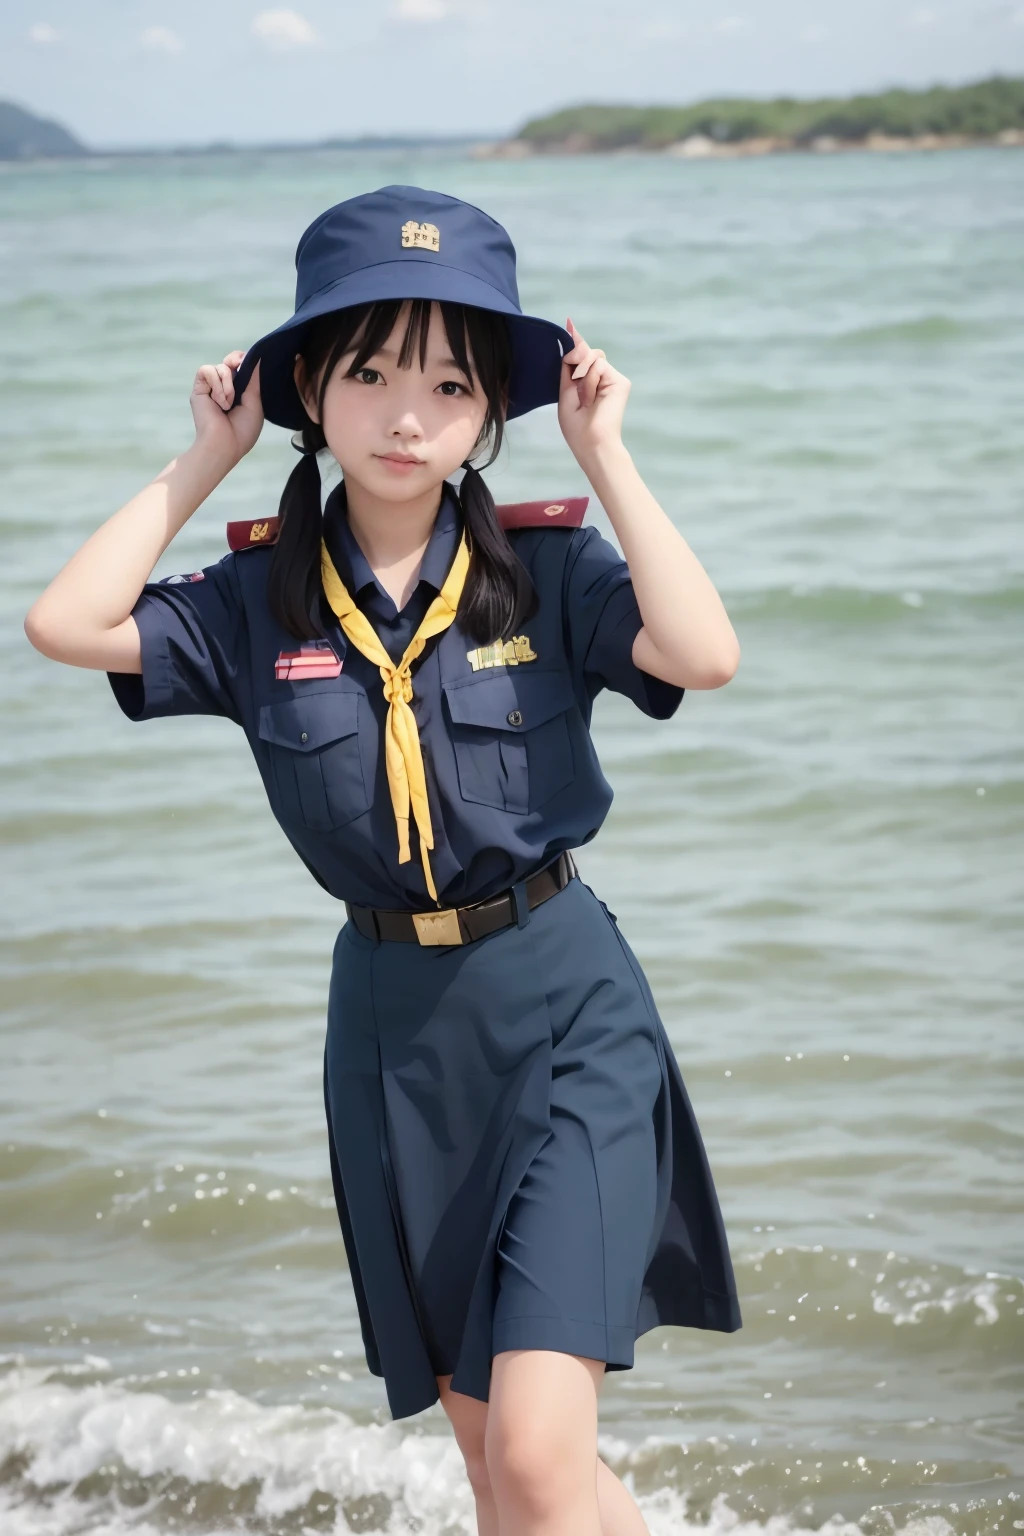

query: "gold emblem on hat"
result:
(250, 521), (271, 542)
(401, 220), (440, 253)
(466, 635), (538, 672)
(543, 504), (566, 517)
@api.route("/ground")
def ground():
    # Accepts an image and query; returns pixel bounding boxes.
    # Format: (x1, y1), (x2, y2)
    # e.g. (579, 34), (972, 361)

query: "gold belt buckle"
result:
(411, 907), (464, 946)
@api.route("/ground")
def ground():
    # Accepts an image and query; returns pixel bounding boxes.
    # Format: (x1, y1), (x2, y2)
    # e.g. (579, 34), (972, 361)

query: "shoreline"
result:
(2, 130), (1022, 172)
(478, 128), (1024, 160)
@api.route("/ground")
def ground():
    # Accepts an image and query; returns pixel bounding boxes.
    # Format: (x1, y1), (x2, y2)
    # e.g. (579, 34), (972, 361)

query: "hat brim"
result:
(230, 260), (571, 428)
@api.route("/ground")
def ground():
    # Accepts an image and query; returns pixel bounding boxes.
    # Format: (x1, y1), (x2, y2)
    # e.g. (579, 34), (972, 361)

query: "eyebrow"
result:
(349, 343), (467, 372)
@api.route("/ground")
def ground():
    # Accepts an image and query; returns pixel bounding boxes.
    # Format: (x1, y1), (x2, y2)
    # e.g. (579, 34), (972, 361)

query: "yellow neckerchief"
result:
(320, 526), (471, 905)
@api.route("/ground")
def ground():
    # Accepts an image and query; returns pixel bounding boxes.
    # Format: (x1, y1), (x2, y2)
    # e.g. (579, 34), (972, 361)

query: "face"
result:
(295, 302), (489, 503)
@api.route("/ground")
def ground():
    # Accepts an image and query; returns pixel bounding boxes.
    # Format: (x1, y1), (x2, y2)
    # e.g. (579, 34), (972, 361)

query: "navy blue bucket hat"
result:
(230, 184), (572, 428)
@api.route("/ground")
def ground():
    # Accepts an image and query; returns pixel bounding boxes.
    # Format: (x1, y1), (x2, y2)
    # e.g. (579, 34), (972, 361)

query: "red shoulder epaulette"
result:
(225, 497), (585, 551)
(496, 497), (588, 529)
(226, 517), (281, 551)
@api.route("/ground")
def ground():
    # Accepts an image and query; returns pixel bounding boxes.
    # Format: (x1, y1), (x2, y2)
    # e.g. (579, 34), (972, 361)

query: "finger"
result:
(193, 365), (219, 396)
(578, 356), (610, 408)
(197, 363), (229, 407)
(559, 350), (584, 398)
(222, 349), (246, 367)
(563, 316), (590, 361)
(576, 368), (597, 410)
(600, 361), (629, 392)
(215, 363), (235, 407)
(571, 348), (605, 382)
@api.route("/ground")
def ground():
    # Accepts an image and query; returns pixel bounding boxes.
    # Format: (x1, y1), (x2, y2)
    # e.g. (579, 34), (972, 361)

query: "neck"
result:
(344, 478), (445, 568)
(341, 476), (447, 610)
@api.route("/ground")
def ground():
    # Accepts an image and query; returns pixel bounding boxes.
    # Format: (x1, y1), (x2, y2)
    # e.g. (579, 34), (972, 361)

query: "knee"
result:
(436, 1377), (491, 1501)
(485, 1421), (575, 1518)
(461, 1441), (491, 1501)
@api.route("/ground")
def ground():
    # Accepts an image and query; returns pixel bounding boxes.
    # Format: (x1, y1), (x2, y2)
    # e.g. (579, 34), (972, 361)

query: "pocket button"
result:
(507, 710), (523, 726)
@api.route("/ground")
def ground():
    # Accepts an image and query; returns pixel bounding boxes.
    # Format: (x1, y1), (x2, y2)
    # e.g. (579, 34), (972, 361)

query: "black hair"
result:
(268, 298), (538, 646)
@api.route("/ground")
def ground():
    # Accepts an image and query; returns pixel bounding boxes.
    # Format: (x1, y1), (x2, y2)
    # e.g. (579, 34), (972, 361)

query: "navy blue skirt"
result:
(323, 872), (741, 1420)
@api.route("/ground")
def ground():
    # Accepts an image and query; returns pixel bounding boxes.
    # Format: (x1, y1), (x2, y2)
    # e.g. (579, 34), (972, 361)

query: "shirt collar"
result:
(324, 481), (462, 612)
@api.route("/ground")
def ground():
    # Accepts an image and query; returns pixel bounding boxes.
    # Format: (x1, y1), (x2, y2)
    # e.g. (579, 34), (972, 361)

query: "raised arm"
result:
(557, 318), (740, 691)
(24, 352), (262, 674)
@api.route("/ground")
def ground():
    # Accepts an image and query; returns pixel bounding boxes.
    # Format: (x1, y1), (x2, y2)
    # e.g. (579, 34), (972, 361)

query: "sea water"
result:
(1, 144), (1022, 1535)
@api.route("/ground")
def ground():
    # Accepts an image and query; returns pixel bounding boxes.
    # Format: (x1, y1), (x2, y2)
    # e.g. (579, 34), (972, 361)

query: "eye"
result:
(437, 379), (469, 397)
(355, 368), (382, 385)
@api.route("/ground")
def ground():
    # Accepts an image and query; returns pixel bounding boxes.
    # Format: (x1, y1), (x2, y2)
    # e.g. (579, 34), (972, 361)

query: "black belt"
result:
(344, 850), (577, 946)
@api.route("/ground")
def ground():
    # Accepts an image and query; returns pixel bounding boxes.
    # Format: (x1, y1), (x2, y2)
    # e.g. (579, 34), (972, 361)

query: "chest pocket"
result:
(443, 669), (576, 815)
(258, 689), (370, 831)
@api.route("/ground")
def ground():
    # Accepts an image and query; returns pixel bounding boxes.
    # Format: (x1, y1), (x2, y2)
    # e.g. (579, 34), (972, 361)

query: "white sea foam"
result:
(0, 1365), (957, 1536)
(871, 1273), (1006, 1327)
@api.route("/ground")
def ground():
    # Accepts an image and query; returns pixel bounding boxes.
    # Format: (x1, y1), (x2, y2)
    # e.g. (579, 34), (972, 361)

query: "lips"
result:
(376, 453), (424, 466)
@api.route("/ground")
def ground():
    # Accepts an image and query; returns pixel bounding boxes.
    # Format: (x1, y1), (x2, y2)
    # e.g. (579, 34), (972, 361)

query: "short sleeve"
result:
(107, 555), (245, 724)
(564, 526), (685, 720)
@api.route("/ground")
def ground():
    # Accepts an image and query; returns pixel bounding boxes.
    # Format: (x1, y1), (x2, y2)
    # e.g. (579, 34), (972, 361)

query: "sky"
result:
(4, 0), (1024, 147)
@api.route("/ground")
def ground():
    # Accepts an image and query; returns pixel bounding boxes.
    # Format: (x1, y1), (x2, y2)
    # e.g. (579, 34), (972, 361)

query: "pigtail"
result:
(456, 461), (538, 646)
(268, 424), (327, 640)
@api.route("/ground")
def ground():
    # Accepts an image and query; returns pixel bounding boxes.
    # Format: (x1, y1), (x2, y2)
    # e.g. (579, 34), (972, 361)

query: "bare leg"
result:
(596, 1456), (651, 1535)
(485, 1349), (605, 1536)
(437, 1363), (651, 1536)
(437, 1374), (498, 1536)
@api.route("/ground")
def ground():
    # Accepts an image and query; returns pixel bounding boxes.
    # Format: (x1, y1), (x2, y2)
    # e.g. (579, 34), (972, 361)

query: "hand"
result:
(190, 350), (263, 468)
(557, 317), (630, 468)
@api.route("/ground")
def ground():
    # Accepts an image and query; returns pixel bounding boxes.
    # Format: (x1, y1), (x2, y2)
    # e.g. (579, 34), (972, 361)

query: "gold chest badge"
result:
(401, 220), (440, 252)
(466, 635), (538, 672)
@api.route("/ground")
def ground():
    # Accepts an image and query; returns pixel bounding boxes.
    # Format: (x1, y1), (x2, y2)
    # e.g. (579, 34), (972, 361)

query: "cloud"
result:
(140, 26), (183, 53)
(28, 22), (59, 44)
(251, 9), (317, 47)
(716, 15), (746, 34)
(798, 23), (829, 42)
(393, 0), (453, 18)
(905, 5), (939, 26)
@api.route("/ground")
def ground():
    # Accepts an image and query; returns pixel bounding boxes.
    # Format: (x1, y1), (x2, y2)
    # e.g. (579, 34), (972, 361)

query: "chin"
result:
(363, 463), (445, 498)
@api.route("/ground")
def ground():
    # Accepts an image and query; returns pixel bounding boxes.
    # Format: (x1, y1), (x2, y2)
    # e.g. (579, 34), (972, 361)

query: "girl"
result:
(25, 184), (742, 1536)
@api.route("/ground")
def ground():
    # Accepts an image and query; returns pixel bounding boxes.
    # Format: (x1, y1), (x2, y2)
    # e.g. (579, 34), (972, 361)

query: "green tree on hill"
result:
(516, 77), (1024, 149)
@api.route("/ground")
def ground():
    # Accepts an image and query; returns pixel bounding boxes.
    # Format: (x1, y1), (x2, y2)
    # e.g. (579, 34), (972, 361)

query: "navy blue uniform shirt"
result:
(108, 484), (684, 909)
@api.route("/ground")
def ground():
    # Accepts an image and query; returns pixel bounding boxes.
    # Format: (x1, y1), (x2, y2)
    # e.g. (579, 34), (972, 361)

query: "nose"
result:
(383, 373), (429, 441)
(386, 396), (425, 441)
(388, 414), (423, 440)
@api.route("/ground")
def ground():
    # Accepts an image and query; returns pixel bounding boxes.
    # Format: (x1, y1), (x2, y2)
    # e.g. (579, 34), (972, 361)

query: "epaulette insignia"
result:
(226, 517), (281, 551)
(496, 497), (588, 530)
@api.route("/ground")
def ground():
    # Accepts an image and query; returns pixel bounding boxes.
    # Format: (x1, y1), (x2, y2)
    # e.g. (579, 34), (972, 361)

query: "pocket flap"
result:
(443, 669), (576, 732)
(258, 691), (360, 753)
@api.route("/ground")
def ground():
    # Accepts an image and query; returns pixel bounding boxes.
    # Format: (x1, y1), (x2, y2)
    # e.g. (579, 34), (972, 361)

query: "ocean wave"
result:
(831, 316), (975, 348)
(728, 1244), (1024, 1369)
(0, 1366), (970, 1536)
(730, 583), (1024, 624)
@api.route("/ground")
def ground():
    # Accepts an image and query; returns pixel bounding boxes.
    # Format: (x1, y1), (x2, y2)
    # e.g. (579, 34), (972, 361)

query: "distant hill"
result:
(0, 101), (88, 160)
(512, 75), (1024, 154)
(0, 103), (478, 159)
